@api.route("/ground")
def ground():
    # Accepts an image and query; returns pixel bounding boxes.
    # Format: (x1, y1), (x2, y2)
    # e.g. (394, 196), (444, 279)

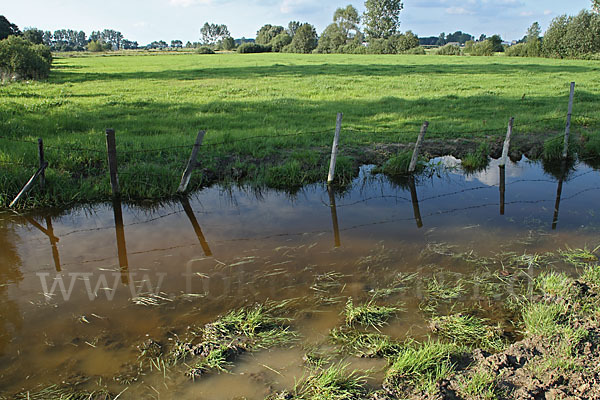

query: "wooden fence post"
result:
(9, 162), (48, 208)
(38, 138), (45, 189)
(105, 129), (119, 196)
(327, 113), (343, 184)
(178, 130), (206, 193)
(499, 117), (514, 167)
(409, 122), (429, 173)
(562, 82), (575, 160)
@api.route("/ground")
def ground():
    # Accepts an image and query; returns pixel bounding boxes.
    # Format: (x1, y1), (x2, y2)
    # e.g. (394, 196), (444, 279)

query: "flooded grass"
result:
(1, 159), (600, 398)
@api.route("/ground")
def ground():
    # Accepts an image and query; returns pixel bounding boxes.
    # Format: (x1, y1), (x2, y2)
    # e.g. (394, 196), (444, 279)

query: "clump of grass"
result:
(344, 297), (402, 329)
(378, 151), (425, 177)
(13, 385), (112, 400)
(581, 132), (600, 161)
(166, 302), (295, 378)
(457, 369), (500, 400)
(559, 245), (599, 267)
(582, 263), (600, 289)
(330, 327), (403, 358)
(429, 314), (506, 352)
(425, 276), (466, 301)
(461, 143), (489, 172)
(521, 301), (566, 337)
(535, 271), (573, 298)
(542, 134), (579, 161)
(385, 339), (469, 394)
(287, 363), (369, 400)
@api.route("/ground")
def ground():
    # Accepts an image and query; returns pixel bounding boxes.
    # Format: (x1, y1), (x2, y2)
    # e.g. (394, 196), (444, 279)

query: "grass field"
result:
(1, 52), (600, 208)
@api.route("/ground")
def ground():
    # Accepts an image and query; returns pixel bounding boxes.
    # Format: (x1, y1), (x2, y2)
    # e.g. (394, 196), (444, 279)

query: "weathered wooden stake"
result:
(499, 117), (514, 167)
(9, 162), (48, 208)
(409, 122), (429, 173)
(178, 130), (206, 193)
(327, 113), (343, 184)
(105, 129), (120, 196)
(562, 82), (575, 160)
(38, 138), (45, 189)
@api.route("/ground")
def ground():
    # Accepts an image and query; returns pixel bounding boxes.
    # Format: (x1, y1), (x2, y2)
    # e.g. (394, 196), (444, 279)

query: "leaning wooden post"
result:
(327, 113), (343, 184)
(105, 129), (120, 196)
(9, 162), (48, 207)
(38, 138), (45, 189)
(562, 82), (575, 160)
(178, 130), (206, 193)
(409, 122), (429, 173)
(499, 117), (514, 167)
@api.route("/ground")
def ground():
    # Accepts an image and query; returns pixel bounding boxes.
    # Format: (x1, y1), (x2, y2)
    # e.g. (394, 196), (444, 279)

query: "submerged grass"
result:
(2, 52), (600, 208)
(343, 297), (402, 329)
(429, 313), (506, 352)
(270, 362), (368, 400)
(330, 327), (402, 358)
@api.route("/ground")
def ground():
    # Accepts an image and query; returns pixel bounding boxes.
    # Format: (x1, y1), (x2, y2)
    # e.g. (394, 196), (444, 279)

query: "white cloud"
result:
(544, 9), (553, 15)
(519, 11), (534, 17)
(446, 7), (473, 15)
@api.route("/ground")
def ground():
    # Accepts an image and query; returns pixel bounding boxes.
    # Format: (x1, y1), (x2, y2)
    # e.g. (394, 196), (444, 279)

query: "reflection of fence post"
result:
(112, 197), (129, 284)
(552, 160), (567, 230)
(105, 129), (120, 196)
(38, 138), (45, 189)
(562, 82), (575, 160)
(23, 215), (61, 271)
(499, 166), (506, 215)
(407, 175), (423, 228)
(327, 113), (343, 184)
(45, 216), (61, 272)
(178, 130), (206, 193)
(409, 122), (429, 173)
(180, 196), (213, 256)
(499, 117), (514, 167)
(327, 186), (341, 247)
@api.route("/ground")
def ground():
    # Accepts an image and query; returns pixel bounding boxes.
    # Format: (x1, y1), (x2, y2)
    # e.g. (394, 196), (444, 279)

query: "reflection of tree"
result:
(0, 217), (23, 356)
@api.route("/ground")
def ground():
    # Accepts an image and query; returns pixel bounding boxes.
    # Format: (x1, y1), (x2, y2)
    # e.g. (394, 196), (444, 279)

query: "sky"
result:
(1, 0), (593, 44)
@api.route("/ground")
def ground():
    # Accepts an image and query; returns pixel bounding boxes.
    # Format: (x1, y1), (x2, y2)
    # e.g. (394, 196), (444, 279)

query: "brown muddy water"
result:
(0, 157), (599, 399)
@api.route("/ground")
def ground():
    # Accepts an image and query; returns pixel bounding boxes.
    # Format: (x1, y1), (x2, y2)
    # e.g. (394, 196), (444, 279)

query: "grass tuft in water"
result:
(281, 362), (369, 400)
(429, 313), (506, 352)
(425, 276), (466, 301)
(164, 302), (295, 378)
(385, 339), (470, 394)
(344, 297), (402, 329)
(330, 327), (402, 358)
(542, 134), (579, 161)
(559, 245), (599, 268)
(461, 143), (489, 172)
(378, 151), (420, 176)
(535, 271), (573, 298)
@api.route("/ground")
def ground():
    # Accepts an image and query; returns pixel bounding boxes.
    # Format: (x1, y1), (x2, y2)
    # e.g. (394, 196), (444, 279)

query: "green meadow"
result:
(1, 52), (599, 208)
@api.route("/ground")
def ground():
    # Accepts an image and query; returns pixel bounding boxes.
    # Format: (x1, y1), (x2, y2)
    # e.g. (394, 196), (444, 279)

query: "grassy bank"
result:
(1, 52), (600, 208)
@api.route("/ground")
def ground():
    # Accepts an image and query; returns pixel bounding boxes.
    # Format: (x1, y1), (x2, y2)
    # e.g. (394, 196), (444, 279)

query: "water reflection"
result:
(112, 197), (129, 284)
(327, 186), (341, 247)
(180, 196), (213, 256)
(0, 217), (23, 357)
(552, 160), (568, 230)
(407, 176), (423, 228)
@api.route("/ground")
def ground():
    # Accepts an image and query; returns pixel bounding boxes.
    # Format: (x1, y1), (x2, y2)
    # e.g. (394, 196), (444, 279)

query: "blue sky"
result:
(3, 0), (593, 44)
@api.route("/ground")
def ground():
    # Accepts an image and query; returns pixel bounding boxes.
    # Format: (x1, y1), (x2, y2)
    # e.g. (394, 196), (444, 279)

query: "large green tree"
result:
(285, 23), (318, 53)
(363, 0), (403, 39)
(200, 22), (230, 46)
(255, 24), (284, 45)
(593, 0), (599, 13)
(334, 5), (361, 38)
(23, 28), (44, 44)
(0, 16), (20, 40)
